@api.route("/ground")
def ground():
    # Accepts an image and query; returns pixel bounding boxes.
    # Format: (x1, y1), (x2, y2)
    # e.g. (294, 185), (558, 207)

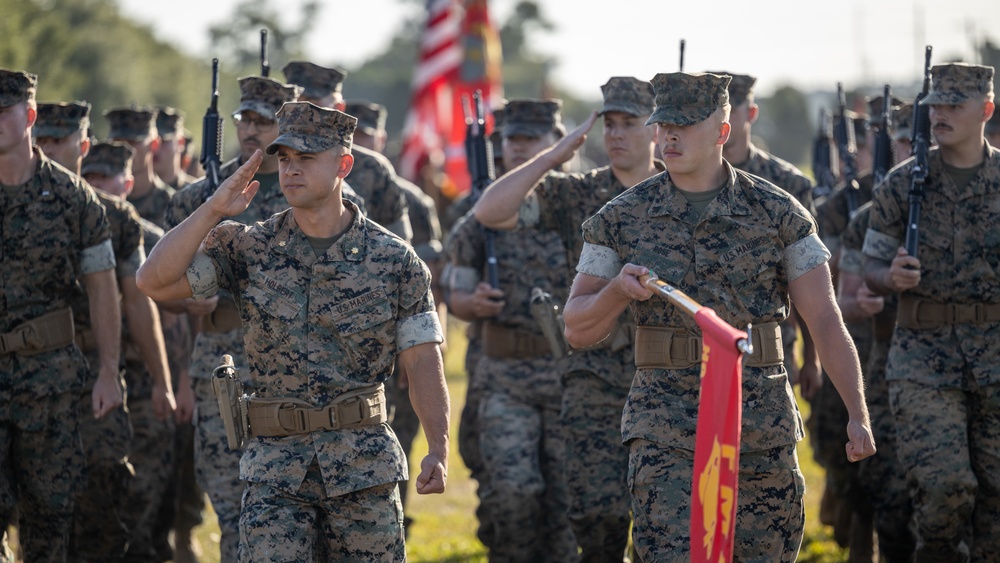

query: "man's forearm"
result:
(122, 280), (171, 390)
(564, 279), (631, 349)
(863, 259), (894, 295)
(85, 269), (122, 376)
(402, 343), (450, 460)
(474, 150), (557, 229)
(809, 310), (869, 425)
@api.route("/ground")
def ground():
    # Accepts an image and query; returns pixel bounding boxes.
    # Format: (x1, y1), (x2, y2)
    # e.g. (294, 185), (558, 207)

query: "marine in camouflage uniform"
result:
(283, 61), (411, 241)
(34, 105), (142, 561)
(345, 99), (445, 525)
(839, 202), (916, 562)
(566, 72), (875, 562)
(165, 74), (302, 562)
(474, 77), (664, 562)
(449, 99), (577, 562)
(0, 69), (121, 562)
(863, 63), (1000, 562)
(105, 107), (175, 230)
(138, 101), (450, 562)
(79, 141), (180, 563)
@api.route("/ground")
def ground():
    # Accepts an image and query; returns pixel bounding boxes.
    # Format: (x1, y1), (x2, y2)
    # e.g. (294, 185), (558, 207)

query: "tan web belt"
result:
(247, 384), (387, 438)
(0, 307), (75, 356)
(482, 322), (552, 359)
(897, 296), (1000, 330)
(634, 321), (783, 369)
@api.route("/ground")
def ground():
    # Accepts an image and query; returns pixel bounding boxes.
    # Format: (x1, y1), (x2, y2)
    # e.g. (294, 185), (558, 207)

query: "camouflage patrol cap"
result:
(867, 94), (904, 122)
(281, 61), (347, 100)
(892, 103), (914, 141)
(155, 106), (185, 140)
(105, 107), (157, 141)
(81, 141), (135, 177)
(707, 72), (756, 106)
(502, 98), (563, 138)
(646, 72), (731, 126)
(489, 100), (507, 146)
(0, 69), (37, 107)
(599, 77), (655, 117)
(236, 76), (302, 121)
(265, 102), (357, 155)
(34, 101), (91, 138)
(921, 63), (995, 105)
(344, 100), (387, 135)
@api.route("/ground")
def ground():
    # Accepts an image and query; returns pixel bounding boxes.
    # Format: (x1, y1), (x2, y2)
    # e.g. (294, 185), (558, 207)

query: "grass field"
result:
(6, 318), (850, 562)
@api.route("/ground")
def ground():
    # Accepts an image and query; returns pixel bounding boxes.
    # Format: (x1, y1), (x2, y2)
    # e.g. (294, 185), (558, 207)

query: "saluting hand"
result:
(547, 110), (598, 168)
(207, 149), (263, 219)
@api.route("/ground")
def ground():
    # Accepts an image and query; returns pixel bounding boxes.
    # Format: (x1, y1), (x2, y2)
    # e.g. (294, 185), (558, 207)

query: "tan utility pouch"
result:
(247, 384), (387, 438)
(634, 321), (783, 369)
(897, 295), (1000, 330)
(0, 307), (75, 356)
(482, 322), (552, 359)
(201, 296), (242, 334)
(212, 354), (249, 450)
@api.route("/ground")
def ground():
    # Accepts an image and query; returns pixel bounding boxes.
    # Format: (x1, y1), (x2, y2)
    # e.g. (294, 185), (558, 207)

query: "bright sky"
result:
(120, 0), (999, 98)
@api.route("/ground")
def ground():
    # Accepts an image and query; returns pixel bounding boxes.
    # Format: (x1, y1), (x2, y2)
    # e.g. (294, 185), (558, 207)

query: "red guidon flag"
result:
(690, 308), (745, 563)
(398, 0), (503, 197)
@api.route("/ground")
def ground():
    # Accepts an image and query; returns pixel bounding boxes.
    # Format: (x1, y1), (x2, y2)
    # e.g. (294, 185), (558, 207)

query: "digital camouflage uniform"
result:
(346, 145), (412, 241)
(449, 206), (576, 562)
(579, 72), (827, 562)
(503, 76), (660, 562)
(184, 103), (441, 561)
(1, 69), (115, 562)
(164, 75), (304, 562)
(863, 62), (1000, 563)
(840, 202), (916, 562)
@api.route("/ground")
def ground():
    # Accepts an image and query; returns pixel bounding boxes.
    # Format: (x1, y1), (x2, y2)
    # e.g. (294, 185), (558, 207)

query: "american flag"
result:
(398, 0), (502, 197)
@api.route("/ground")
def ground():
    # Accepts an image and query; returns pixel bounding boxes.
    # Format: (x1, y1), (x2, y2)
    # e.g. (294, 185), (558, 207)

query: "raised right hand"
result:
(206, 149), (263, 218)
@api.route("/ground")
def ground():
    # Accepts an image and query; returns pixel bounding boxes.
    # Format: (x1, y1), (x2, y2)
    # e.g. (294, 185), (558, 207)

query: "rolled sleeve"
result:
(577, 242), (623, 280)
(839, 247), (864, 276)
(186, 251), (220, 300)
(862, 228), (900, 262)
(783, 233), (830, 282)
(514, 195), (542, 230)
(396, 311), (444, 351)
(79, 239), (116, 274)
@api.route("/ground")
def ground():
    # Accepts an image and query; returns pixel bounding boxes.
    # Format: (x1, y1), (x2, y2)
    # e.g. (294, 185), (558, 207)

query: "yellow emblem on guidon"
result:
(697, 437), (737, 555)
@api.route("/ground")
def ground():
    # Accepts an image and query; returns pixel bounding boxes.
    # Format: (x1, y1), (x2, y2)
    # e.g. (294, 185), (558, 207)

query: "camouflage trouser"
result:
(193, 377), (245, 563)
(116, 398), (175, 562)
(477, 391), (576, 563)
(385, 370), (420, 518)
(628, 439), (804, 562)
(238, 465), (404, 562)
(856, 338), (914, 562)
(151, 419), (205, 561)
(71, 384), (133, 561)
(457, 363), (494, 550)
(560, 371), (630, 563)
(889, 379), (1000, 562)
(0, 390), (83, 563)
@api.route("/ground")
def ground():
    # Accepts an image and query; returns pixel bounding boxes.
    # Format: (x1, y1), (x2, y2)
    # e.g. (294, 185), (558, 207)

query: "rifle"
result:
(679, 39), (686, 72)
(200, 58), (223, 191)
(872, 84), (895, 185)
(260, 29), (270, 77)
(906, 45), (933, 260)
(833, 82), (860, 216)
(812, 107), (839, 200)
(464, 90), (500, 290)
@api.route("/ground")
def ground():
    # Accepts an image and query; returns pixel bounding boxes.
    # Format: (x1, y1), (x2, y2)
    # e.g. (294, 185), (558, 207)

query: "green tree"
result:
(756, 85), (813, 167)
